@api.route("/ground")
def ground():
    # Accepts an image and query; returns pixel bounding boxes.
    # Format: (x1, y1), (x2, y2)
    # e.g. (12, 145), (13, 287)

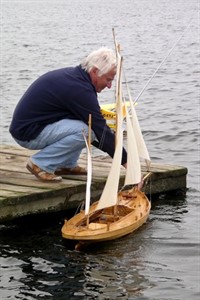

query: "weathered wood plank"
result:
(0, 170), (85, 185)
(0, 183), (51, 193)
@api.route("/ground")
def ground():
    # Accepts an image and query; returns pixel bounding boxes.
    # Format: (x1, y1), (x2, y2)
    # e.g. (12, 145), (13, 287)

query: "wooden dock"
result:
(0, 146), (187, 222)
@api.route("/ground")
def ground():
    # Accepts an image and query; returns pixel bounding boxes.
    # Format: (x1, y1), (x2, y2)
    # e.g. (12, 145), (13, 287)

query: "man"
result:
(9, 47), (127, 182)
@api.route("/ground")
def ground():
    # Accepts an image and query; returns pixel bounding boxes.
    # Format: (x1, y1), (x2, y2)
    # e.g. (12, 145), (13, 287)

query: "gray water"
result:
(0, 0), (200, 299)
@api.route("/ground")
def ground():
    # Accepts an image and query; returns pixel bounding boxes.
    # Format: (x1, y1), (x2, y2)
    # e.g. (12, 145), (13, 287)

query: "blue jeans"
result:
(14, 119), (96, 173)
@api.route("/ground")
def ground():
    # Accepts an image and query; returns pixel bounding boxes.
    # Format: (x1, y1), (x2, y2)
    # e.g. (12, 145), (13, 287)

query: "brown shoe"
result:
(26, 159), (62, 182)
(55, 165), (87, 176)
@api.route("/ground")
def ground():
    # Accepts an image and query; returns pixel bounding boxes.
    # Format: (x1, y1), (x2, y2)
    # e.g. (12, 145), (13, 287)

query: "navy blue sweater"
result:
(9, 65), (127, 164)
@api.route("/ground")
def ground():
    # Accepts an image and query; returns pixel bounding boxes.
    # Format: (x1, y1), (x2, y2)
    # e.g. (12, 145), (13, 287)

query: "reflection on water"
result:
(1, 193), (198, 300)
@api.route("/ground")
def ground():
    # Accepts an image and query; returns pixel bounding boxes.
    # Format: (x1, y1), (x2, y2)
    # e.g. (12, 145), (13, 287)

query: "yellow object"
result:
(100, 108), (116, 120)
(100, 102), (130, 129)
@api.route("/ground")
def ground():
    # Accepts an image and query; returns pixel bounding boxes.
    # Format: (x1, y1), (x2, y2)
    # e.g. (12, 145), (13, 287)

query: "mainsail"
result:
(95, 51), (123, 211)
(125, 80), (151, 167)
(124, 100), (141, 185)
(124, 80), (151, 184)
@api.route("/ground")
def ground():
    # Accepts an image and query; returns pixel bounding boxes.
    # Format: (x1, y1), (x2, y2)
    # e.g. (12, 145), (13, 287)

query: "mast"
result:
(84, 114), (92, 227)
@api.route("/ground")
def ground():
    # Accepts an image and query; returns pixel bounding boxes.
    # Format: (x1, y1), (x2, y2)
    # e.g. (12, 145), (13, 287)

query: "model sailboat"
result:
(61, 48), (151, 244)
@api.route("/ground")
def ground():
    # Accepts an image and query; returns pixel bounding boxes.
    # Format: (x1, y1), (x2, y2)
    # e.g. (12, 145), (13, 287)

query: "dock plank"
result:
(0, 183), (51, 193)
(0, 146), (187, 222)
(0, 170), (85, 186)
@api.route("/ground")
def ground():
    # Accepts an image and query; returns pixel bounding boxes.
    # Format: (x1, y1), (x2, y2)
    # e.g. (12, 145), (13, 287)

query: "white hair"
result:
(81, 47), (117, 76)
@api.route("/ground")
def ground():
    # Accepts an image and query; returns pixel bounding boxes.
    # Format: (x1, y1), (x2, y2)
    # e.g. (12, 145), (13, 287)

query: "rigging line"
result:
(133, 16), (194, 105)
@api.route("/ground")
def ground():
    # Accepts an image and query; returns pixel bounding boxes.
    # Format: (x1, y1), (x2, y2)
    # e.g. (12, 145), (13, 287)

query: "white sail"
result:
(124, 102), (142, 185)
(131, 102), (150, 162)
(83, 134), (92, 215)
(126, 81), (151, 169)
(96, 53), (123, 211)
(95, 124), (123, 210)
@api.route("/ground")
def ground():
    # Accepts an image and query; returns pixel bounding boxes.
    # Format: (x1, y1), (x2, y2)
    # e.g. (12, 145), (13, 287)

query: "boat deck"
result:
(0, 146), (187, 222)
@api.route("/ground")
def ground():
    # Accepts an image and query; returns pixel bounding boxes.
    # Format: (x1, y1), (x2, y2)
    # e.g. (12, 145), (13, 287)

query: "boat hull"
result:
(61, 189), (151, 243)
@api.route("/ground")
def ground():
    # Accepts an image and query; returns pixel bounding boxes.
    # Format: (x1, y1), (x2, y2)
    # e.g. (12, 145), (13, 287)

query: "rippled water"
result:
(1, 0), (200, 299)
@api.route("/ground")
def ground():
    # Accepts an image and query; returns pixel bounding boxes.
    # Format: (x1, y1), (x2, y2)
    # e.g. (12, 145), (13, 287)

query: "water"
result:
(0, 0), (200, 299)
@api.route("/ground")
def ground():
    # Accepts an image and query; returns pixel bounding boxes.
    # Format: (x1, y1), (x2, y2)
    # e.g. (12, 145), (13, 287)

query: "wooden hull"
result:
(61, 189), (151, 243)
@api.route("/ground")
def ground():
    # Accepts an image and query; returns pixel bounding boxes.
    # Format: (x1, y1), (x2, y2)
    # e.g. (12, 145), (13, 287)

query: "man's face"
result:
(90, 67), (116, 93)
